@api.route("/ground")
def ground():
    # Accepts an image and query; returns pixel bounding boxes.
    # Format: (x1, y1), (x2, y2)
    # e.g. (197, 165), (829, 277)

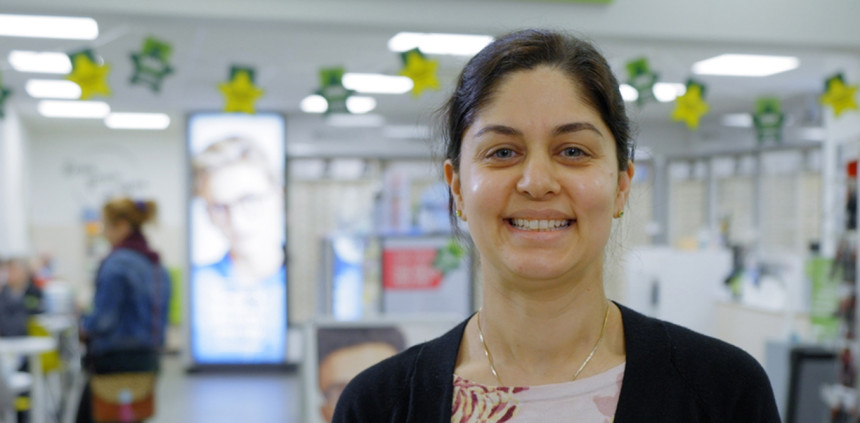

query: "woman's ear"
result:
(444, 160), (465, 219)
(615, 161), (635, 212)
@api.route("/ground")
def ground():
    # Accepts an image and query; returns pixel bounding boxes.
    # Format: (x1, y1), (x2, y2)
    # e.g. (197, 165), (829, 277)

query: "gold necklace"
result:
(476, 302), (611, 386)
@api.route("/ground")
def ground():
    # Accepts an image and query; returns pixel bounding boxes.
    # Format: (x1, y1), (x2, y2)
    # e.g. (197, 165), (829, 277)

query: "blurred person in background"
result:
(76, 198), (170, 423)
(0, 257), (43, 337)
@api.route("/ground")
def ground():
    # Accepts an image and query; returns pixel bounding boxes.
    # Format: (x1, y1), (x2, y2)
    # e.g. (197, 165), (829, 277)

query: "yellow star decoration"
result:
(821, 78), (859, 117)
(65, 54), (111, 100)
(399, 50), (440, 98)
(672, 84), (709, 130)
(219, 70), (264, 114)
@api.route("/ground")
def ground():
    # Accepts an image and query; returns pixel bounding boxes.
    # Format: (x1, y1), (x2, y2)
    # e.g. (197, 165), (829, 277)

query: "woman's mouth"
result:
(507, 218), (573, 231)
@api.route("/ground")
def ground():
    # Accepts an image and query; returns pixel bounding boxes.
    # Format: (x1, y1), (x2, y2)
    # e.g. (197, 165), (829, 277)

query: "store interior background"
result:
(2, 0), (860, 421)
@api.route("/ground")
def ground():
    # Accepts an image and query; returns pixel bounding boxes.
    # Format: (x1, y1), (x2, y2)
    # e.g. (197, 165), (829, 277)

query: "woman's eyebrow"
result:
(473, 124), (523, 138)
(552, 122), (603, 138)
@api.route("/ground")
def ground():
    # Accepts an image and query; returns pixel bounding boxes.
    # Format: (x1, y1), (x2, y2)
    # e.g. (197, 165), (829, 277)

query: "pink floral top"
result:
(452, 363), (625, 423)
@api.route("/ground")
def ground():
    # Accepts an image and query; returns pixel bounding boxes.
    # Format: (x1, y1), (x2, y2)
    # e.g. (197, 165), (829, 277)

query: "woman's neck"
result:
(475, 266), (620, 385)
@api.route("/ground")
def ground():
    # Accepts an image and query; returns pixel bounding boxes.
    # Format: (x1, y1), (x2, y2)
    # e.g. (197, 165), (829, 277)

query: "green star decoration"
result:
(432, 240), (466, 276)
(753, 97), (785, 144)
(316, 67), (353, 114)
(130, 37), (174, 93)
(821, 73), (859, 117)
(626, 57), (658, 106)
(0, 70), (11, 119)
(671, 79), (709, 131)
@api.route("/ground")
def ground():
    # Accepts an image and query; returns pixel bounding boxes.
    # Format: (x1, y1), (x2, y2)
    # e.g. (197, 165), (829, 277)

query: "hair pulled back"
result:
(102, 198), (158, 231)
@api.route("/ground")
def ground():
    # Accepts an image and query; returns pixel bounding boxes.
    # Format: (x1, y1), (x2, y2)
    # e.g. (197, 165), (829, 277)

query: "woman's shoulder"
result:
(619, 303), (762, 370)
(618, 303), (780, 420)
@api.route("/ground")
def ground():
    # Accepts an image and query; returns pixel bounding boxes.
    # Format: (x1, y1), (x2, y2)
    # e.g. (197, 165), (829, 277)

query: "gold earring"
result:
(614, 210), (624, 219)
(456, 210), (463, 218)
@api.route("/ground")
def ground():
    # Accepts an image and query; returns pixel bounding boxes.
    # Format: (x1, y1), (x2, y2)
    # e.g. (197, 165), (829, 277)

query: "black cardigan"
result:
(333, 304), (781, 422)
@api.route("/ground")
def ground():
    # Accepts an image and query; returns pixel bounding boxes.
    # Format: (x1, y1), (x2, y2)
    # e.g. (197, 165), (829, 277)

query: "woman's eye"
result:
(491, 148), (515, 159)
(562, 147), (585, 158)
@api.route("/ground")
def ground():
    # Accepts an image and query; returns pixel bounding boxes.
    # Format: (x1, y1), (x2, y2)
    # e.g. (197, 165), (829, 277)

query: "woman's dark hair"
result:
(441, 29), (633, 225)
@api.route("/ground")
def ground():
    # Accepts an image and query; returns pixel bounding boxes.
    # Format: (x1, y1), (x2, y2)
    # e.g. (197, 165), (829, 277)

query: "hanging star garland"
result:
(625, 57), (659, 106)
(399, 48), (440, 98)
(671, 79), (709, 130)
(316, 67), (353, 114)
(66, 49), (111, 99)
(130, 37), (174, 93)
(753, 97), (785, 144)
(0, 70), (11, 119)
(219, 66), (264, 114)
(821, 73), (859, 118)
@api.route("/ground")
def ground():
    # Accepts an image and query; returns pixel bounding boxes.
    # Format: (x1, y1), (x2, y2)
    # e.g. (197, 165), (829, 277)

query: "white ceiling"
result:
(1, 0), (859, 142)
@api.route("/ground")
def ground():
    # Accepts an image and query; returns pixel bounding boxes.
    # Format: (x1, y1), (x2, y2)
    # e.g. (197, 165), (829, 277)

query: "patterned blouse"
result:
(452, 363), (625, 423)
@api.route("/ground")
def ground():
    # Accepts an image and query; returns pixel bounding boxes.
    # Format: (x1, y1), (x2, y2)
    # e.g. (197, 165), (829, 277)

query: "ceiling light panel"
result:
(105, 113), (171, 130)
(388, 32), (493, 56)
(653, 83), (686, 103)
(342, 73), (413, 94)
(9, 51), (73, 74)
(300, 95), (328, 114)
(692, 54), (799, 77)
(345, 96), (377, 114)
(38, 100), (110, 118)
(25, 79), (81, 99)
(0, 14), (98, 40)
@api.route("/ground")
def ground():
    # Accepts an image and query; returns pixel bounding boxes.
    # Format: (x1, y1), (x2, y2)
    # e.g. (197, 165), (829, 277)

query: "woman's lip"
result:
(504, 211), (575, 220)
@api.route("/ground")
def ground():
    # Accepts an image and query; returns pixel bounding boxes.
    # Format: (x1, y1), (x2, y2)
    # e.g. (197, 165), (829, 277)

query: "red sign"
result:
(383, 247), (443, 290)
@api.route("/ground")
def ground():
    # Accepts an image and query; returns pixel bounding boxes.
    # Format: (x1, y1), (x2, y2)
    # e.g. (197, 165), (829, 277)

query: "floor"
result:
(148, 356), (302, 423)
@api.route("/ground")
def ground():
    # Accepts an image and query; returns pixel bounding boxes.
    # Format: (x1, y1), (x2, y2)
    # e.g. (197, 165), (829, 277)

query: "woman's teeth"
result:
(510, 218), (571, 231)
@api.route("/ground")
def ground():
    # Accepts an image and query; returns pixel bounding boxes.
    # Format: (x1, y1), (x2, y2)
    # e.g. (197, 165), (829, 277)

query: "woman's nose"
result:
(516, 155), (561, 199)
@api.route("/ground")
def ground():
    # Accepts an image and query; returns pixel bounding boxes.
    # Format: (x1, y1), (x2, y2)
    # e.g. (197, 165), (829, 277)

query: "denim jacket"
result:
(82, 248), (171, 356)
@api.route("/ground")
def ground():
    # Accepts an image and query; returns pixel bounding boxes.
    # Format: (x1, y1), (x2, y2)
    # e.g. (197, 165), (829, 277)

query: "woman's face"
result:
(446, 66), (633, 285)
(103, 219), (131, 247)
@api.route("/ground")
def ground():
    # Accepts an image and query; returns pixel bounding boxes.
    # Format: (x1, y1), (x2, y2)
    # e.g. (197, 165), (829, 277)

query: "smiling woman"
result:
(332, 29), (781, 423)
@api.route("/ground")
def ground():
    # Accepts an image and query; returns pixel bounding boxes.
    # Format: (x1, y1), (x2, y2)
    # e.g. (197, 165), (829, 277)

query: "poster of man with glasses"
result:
(188, 113), (287, 365)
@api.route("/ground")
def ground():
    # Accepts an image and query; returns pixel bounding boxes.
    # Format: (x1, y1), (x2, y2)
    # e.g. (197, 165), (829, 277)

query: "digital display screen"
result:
(187, 112), (287, 364)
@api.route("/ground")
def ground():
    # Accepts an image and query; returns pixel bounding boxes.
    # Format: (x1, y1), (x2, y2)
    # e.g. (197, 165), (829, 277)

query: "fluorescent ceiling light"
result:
(9, 51), (73, 74)
(388, 32), (493, 56)
(653, 83), (686, 103)
(343, 73), (413, 94)
(105, 113), (171, 130)
(25, 79), (81, 99)
(619, 84), (638, 102)
(301, 94), (328, 114)
(0, 14), (98, 40)
(721, 113), (753, 128)
(346, 96), (377, 114)
(692, 54), (799, 77)
(38, 100), (109, 118)
(326, 114), (385, 128)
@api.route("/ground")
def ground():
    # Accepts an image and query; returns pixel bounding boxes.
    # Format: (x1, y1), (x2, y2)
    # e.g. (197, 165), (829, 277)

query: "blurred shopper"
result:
(334, 29), (780, 422)
(190, 136), (287, 363)
(0, 257), (43, 337)
(76, 198), (170, 423)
